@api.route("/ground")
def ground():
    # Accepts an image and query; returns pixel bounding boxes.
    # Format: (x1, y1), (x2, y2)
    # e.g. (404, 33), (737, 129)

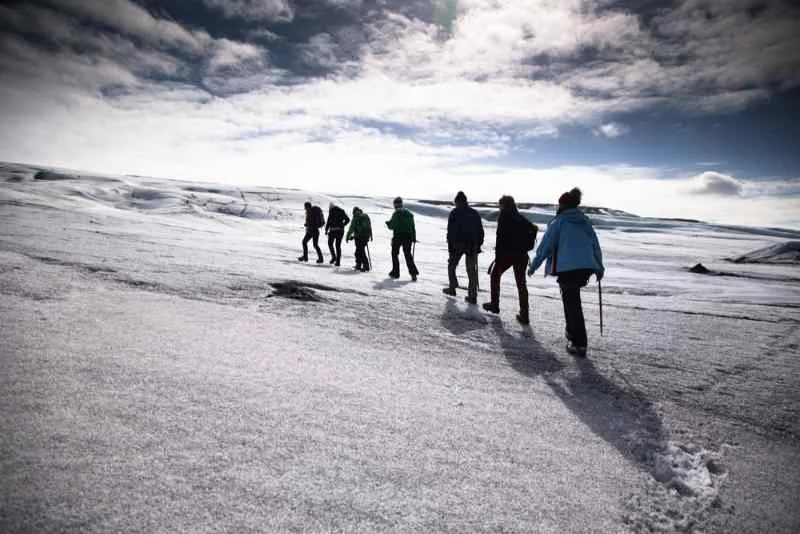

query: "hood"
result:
(559, 208), (592, 226)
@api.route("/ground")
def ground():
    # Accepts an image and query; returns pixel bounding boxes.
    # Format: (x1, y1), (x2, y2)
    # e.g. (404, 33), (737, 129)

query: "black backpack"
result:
(312, 206), (325, 228)
(524, 220), (539, 251)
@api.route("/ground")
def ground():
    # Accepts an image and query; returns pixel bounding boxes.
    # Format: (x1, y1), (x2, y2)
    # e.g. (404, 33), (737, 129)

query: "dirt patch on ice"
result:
(267, 280), (369, 302)
(268, 281), (328, 302)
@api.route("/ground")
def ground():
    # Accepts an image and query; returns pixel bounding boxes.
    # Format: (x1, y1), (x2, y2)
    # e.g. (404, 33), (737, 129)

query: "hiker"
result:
(483, 195), (538, 325)
(325, 202), (351, 267)
(299, 201), (325, 263)
(385, 196), (419, 281)
(528, 187), (604, 357)
(346, 207), (373, 272)
(443, 191), (484, 304)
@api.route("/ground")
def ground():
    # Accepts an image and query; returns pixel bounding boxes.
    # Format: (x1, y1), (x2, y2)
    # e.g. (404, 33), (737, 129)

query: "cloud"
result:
(1, 0), (799, 229)
(593, 122), (630, 138)
(201, 0), (294, 23)
(208, 39), (265, 72)
(36, 0), (210, 54)
(688, 172), (745, 196)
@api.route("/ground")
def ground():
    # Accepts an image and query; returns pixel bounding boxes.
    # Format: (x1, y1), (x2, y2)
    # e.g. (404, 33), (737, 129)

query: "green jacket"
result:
(386, 208), (416, 241)
(347, 213), (372, 241)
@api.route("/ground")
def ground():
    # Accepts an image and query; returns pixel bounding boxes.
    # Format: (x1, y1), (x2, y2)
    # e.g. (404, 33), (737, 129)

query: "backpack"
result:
(524, 220), (539, 251)
(312, 206), (325, 228)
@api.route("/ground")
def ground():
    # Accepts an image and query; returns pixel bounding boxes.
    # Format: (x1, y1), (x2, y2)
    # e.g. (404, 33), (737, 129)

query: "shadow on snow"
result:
(488, 315), (667, 477)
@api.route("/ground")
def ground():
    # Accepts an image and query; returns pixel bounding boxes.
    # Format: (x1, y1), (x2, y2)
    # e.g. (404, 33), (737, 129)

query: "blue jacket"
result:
(529, 208), (604, 277)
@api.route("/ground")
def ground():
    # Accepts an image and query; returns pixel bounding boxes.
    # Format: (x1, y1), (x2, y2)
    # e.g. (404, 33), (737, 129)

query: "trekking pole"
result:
(366, 243), (372, 269)
(599, 279), (604, 336)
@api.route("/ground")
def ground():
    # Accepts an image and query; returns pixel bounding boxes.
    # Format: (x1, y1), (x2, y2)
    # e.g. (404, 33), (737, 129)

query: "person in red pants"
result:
(483, 195), (538, 325)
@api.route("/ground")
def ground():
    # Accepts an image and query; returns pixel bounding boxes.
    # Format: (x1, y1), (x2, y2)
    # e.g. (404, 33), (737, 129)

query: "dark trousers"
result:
(301, 228), (322, 260)
(390, 236), (419, 277)
(328, 228), (344, 265)
(489, 255), (529, 317)
(448, 251), (478, 300)
(557, 269), (593, 348)
(354, 239), (370, 271)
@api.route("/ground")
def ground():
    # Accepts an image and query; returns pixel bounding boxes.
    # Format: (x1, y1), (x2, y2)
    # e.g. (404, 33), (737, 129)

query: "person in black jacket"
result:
(299, 201), (325, 263)
(325, 202), (350, 267)
(483, 195), (536, 324)
(443, 191), (484, 304)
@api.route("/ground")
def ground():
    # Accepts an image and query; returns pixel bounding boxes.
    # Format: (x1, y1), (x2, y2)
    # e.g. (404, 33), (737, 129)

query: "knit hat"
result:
(558, 188), (582, 210)
(393, 196), (403, 207)
(454, 191), (467, 204)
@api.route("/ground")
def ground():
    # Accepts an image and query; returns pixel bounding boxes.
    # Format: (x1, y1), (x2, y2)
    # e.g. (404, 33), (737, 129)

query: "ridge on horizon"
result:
(2, 159), (800, 238)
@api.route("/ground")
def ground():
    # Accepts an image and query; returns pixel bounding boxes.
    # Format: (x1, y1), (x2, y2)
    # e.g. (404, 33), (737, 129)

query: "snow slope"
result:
(1, 162), (799, 533)
(728, 241), (800, 264)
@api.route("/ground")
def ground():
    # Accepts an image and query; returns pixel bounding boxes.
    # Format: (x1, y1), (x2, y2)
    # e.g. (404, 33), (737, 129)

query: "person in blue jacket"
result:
(528, 187), (604, 357)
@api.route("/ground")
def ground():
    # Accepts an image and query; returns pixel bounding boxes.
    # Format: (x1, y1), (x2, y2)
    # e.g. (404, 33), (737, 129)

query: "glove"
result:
(596, 270), (604, 282)
(527, 265), (535, 277)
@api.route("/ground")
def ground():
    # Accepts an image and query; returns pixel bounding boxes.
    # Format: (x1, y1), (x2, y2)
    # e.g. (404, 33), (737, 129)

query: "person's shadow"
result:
(440, 297), (489, 337)
(490, 319), (667, 475)
(372, 278), (414, 290)
(490, 319), (565, 377)
(544, 357), (666, 469)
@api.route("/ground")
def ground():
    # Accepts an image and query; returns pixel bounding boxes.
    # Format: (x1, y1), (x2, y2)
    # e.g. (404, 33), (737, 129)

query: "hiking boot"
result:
(389, 271), (399, 279)
(482, 302), (499, 314)
(411, 274), (417, 282)
(516, 313), (529, 325)
(298, 255), (308, 262)
(329, 257), (336, 264)
(442, 287), (456, 296)
(566, 343), (587, 358)
(316, 257), (324, 264)
(465, 295), (477, 305)
(335, 261), (340, 267)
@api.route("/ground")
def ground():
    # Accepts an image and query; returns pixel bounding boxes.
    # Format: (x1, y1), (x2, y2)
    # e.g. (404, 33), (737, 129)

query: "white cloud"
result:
(593, 122), (630, 138)
(201, 0), (294, 23)
(208, 39), (264, 72)
(688, 172), (744, 196)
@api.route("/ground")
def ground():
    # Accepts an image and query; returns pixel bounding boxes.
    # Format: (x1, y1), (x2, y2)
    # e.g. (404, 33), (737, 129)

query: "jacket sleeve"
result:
(410, 213), (416, 242)
(386, 212), (395, 229)
(530, 218), (560, 273)
(592, 228), (604, 274)
(346, 218), (354, 240)
(343, 211), (350, 227)
(325, 209), (332, 231)
(477, 213), (485, 246)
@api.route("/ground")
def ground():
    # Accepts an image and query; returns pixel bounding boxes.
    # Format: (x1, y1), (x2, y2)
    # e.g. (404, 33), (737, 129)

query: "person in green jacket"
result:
(385, 196), (419, 281)
(346, 207), (373, 272)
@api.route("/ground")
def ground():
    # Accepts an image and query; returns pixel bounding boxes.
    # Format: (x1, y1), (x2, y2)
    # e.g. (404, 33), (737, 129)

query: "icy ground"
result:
(1, 162), (799, 533)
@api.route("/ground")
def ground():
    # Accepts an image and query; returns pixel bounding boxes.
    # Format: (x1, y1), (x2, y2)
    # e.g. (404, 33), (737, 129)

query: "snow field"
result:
(2, 162), (799, 533)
